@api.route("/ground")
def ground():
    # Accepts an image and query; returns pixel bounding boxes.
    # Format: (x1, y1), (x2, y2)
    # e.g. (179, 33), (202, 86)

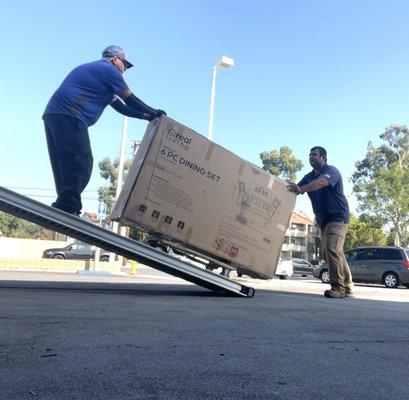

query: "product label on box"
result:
(215, 215), (274, 254)
(149, 174), (194, 213)
(159, 146), (222, 184)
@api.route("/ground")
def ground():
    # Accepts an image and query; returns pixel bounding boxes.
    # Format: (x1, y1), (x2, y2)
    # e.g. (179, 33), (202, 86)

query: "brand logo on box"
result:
(229, 246), (239, 257)
(165, 128), (192, 151)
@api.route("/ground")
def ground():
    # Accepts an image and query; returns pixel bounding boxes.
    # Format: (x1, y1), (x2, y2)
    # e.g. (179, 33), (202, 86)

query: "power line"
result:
(21, 194), (98, 200)
(5, 186), (100, 193)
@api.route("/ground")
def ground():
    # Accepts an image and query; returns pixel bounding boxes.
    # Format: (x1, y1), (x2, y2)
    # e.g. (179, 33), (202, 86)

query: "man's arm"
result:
(287, 177), (329, 195)
(118, 90), (166, 120)
(298, 177), (329, 194)
(110, 97), (152, 120)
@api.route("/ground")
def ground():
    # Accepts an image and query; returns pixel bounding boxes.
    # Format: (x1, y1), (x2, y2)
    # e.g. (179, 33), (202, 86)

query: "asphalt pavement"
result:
(0, 268), (408, 400)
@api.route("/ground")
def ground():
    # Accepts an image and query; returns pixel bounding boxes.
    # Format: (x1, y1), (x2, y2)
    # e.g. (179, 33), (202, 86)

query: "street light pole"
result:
(207, 56), (235, 141)
(207, 66), (218, 141)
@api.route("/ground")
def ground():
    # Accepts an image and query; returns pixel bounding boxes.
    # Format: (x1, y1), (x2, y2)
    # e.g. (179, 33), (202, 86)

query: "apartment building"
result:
(281, 212), (317, 261)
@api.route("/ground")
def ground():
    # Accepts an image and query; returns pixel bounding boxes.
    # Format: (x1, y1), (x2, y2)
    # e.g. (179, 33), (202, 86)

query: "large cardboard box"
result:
(111, 117), (296, 278)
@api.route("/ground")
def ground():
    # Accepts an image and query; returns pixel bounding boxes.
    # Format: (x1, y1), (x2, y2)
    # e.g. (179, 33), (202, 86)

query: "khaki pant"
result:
(321, 222), (354, 294)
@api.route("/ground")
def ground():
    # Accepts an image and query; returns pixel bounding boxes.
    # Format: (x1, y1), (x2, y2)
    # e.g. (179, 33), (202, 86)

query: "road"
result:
(0, 267), (408, 400)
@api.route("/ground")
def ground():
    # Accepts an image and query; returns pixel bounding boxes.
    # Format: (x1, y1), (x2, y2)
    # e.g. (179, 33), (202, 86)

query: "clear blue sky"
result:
(1, 0), (409, 217)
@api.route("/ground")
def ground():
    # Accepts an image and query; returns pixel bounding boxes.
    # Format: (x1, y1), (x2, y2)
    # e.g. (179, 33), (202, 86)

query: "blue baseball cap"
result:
(102, 45), (133, 69)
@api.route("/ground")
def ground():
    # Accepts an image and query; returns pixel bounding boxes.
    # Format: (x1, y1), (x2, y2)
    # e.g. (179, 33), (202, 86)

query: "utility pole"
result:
(109, 117), (129, 263)
(131, 140), (141, 157)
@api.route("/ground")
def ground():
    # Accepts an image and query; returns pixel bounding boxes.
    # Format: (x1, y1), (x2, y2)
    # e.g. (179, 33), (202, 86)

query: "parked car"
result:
(275, 258), (294, 279)
(313, 246), (409, 288)
(275, 258), (314, 279)
(291, 258), (315, 276)
(313, 264), (330, 284)
(42, 241), (113, 262)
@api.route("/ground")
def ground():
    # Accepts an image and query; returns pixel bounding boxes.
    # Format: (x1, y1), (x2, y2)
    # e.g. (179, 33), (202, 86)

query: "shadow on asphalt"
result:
(0, 279), (408, 305)
(0, 280), (243, 297)
(0, 279), (328, 299)
(0, 280), (340, 302)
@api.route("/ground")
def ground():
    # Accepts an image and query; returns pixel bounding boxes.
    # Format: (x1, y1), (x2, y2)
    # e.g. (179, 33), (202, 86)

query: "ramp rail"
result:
(0, 186), (255, 297)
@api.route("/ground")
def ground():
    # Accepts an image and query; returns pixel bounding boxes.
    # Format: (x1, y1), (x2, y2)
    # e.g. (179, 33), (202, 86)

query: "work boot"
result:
(324, 289), (345, 298)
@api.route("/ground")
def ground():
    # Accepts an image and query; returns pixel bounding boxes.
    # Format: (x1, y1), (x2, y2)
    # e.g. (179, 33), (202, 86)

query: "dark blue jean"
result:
(43, 114), (93, 215)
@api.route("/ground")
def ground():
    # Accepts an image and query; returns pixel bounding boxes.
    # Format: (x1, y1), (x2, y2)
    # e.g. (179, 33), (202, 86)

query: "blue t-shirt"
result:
(43, 59), (129, 127)
(298, 165), (349, 228)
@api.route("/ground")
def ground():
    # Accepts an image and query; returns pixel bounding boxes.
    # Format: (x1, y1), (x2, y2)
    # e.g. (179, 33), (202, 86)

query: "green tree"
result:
(129, 226), (148, 243)
(358, 213), (384, 230)
(98, 157), (132, 213)
(260, 146), (303, 181)
(386, 228), (409, 246)
(344, 215), (388, 250)
(98, 156), (146, 242)
(352, 125), (409, 246)
(0, 211), (53, 239)
(307, 225), (321, 264)
(0, 212), (19, 237)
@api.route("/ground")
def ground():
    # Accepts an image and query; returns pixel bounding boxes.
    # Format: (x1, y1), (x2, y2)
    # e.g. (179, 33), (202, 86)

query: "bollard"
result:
(130, 260), (138, 275)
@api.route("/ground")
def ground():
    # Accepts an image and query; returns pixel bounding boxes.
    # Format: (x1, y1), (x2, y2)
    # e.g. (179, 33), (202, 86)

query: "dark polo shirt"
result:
(298, 164), (349, 229)
(43, 59), (129, 127)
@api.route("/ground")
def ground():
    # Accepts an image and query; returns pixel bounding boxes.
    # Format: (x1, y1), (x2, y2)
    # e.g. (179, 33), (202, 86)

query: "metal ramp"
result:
(0, 186), (254, 298)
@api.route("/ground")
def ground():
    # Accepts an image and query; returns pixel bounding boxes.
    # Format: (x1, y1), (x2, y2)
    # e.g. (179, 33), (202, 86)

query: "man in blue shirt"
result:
(288, 146), (355, 298)
(43, 45), (166, 216)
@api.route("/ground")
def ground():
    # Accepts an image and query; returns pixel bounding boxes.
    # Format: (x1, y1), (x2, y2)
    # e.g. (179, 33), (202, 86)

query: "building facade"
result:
(281, 212), (317, 261)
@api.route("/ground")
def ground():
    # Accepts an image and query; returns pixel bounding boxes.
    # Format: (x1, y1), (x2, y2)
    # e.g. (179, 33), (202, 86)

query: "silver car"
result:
(291, 258), (315, 276)
(313, 246), (409, 288)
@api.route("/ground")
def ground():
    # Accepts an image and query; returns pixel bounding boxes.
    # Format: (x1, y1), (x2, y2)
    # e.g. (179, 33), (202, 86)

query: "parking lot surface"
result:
(1, 269), (408, 400)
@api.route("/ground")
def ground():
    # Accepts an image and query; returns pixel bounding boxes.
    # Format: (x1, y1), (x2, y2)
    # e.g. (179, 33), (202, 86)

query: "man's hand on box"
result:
(287, 181), (301, 195)
(147, 109), (167, 122)
(155, 109), (167, 118)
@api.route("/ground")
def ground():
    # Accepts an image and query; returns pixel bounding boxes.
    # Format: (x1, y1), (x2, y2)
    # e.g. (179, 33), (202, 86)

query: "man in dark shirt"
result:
(288, 146), (355, 298)
(43, 45), (166, 216)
